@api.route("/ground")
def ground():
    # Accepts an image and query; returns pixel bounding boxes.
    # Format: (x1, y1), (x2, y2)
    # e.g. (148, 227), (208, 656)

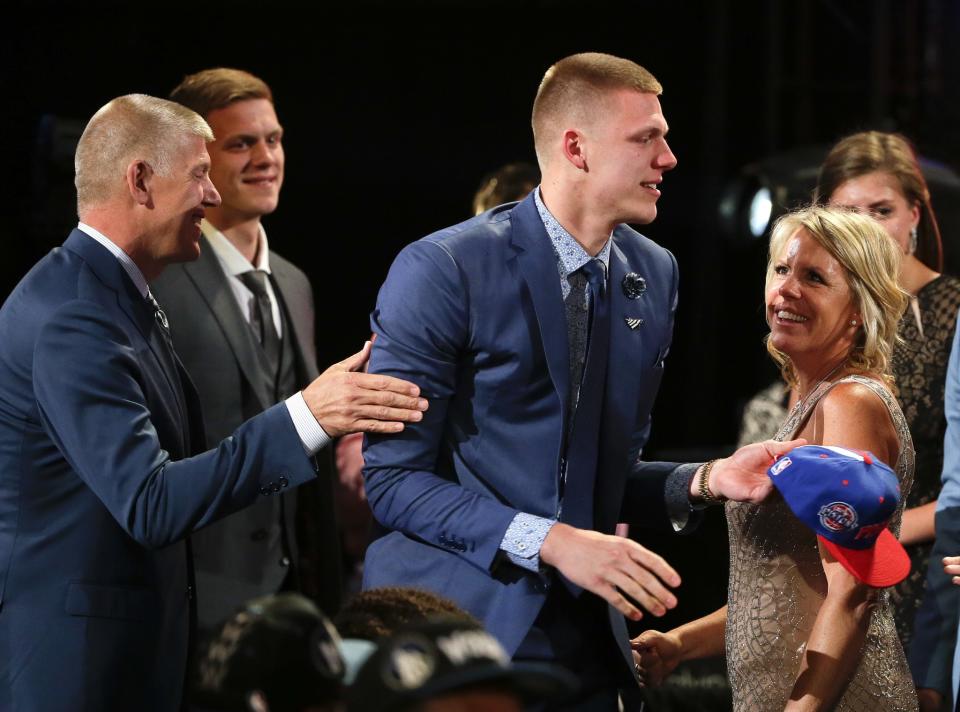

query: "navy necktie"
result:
(146, 290), (171, 338)
(561, 258), (611, 532)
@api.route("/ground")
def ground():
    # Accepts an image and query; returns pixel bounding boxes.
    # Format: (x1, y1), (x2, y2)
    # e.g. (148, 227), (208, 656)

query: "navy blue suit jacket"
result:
(0, 230), (318, 712)
(362, 195), (681, 658)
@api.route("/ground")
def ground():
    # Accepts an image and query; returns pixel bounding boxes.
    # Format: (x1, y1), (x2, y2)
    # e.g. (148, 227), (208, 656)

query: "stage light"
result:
(748, 186), (773, 238)
(718, 146), (827, 244)
(718, 145), (960, 274)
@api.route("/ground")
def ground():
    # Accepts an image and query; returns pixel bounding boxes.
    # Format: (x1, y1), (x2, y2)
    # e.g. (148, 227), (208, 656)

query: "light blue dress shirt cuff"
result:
(665, 462), (705, 533)
(284, 391), (332, 456)
(501, 512), (557, 572)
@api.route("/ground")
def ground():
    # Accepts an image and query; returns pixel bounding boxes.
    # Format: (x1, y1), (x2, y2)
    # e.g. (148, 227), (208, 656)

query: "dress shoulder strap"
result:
(776, 375), (914, 472)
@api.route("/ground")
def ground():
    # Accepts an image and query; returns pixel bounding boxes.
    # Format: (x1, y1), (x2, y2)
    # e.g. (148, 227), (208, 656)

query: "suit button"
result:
(271, 482), (282, 493)
(279, 476), (289, 488)
(186, 585), (194, 600)
(259, 486), (271, 496)
(280, 556), (291, 567)
(251, 529), (268, 542)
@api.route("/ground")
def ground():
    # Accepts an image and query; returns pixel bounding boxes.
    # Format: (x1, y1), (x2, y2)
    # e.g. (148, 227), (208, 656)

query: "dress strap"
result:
(779, 375), (914, 471)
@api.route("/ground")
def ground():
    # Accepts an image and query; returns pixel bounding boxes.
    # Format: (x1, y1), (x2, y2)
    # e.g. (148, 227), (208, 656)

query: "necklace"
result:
(788, 361), (847, 419)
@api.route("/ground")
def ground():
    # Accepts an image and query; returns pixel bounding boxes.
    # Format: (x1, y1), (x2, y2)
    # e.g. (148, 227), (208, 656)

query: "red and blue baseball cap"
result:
(766, 444), (909, 588)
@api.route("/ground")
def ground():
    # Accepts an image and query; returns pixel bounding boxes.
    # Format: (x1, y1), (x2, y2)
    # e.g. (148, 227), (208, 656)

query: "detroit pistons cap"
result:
(766, 444), (909, 588)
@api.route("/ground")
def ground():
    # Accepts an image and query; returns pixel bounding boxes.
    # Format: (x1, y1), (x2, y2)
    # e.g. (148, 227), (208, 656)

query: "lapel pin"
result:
(622, 273), (646, 299)
(625, 317), (644, 330)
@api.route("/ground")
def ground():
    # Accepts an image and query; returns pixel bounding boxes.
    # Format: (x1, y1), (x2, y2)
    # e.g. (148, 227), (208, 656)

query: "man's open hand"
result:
(302, 341), (428, 438)
(539, 523), (680, 620)
(697, 438), (807, 503)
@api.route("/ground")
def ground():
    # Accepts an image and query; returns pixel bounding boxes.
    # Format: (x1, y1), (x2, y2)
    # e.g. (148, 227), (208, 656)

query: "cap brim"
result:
(819, 529), (910, 588)
(339, 638), (377, 685)
(416, 660), (579, 704)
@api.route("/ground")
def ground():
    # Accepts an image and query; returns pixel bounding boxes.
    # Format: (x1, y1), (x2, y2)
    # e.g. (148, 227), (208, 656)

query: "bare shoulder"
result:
(820, 379), (891, 415)
(813, 379), (898, 463)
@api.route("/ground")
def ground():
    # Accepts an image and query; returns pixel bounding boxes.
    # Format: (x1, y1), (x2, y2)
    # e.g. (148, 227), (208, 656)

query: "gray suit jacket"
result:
(153, 236), (341, 629)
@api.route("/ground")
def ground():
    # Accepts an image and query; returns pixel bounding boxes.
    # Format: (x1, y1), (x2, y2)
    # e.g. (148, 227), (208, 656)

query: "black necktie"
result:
(144, 289), (191, 451)
(146, 290), (172, 344)
(239, 270), (281, 371)
(561, 258), (611, 532)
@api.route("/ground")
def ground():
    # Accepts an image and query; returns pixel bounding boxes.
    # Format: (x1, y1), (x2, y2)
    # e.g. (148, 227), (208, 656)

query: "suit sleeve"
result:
(362, 240), (519, 572)
(32, 299), (318, 550)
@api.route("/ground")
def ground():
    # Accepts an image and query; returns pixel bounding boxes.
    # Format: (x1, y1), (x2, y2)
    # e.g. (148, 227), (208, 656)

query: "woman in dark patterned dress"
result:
(815, 131), (960, 711)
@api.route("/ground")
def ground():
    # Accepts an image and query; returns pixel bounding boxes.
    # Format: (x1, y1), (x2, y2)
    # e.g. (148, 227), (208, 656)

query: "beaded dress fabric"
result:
(725, 376), (918, 712)
(890, 274), (960, 650)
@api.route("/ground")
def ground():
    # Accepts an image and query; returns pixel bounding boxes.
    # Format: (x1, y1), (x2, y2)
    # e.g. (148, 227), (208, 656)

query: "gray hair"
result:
(74, 94), (213, 215)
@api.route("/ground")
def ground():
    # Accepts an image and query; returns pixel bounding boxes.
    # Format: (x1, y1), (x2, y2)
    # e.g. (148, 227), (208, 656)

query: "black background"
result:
(3, 0), (960, 625)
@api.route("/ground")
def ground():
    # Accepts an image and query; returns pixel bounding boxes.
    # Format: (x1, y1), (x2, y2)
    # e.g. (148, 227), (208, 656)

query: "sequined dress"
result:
(890, 274), (960, 650)
(725, 375), (918, 711)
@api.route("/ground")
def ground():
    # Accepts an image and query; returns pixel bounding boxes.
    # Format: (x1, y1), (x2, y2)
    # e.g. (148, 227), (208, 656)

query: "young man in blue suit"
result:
(362, 53), (799, 708)
(0, 94), (427, 712)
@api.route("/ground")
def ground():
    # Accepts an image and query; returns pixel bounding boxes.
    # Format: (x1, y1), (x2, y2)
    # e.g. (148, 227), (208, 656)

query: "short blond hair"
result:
(74, 94), (213, 215)
(531, 52), (662, 168)
(765, 206), (907, 389)
(169, 67), (273, 118)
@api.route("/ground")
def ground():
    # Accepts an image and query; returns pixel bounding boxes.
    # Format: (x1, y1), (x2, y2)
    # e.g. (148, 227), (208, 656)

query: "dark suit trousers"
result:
(516, 580), (628, 711)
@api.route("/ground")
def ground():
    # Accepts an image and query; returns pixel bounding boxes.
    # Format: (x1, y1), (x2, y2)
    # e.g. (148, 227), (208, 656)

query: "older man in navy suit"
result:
(0, 94), (426, 712)
(362, 53), (799, 709)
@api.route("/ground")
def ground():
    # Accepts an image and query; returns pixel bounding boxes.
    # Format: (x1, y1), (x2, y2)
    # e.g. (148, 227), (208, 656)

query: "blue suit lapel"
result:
(596, 235), (655, 531)
(64, 230), (153, 339)
(63, 230), (193, 454)
(605, 238), (648, 428)
(510, 196), (570, 426)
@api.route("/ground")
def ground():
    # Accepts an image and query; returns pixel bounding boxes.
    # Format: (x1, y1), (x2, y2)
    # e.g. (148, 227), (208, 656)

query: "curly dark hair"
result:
(334, 586), (478, 641)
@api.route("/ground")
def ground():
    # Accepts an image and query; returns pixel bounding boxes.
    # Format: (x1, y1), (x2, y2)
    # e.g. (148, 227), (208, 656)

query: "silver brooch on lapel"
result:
(622, 273), (646, 299)
(625, 317), (644, 330)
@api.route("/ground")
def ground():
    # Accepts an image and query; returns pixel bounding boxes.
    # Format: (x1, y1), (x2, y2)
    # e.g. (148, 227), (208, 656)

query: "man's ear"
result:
(125, 159), (154, 207)
(561, 129), (588, 171)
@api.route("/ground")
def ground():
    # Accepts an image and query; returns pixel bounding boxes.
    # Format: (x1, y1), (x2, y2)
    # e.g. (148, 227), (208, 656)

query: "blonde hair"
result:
(815, 131), (943, 272)
(169, 67), (273, 118)
(74, 94), (213, 215)
(765, 205), (907, 389)
(531, 52), (662, 169)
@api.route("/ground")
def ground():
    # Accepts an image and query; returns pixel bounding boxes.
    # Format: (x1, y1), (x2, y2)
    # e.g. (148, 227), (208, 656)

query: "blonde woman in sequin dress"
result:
(634, 206), (918, 711)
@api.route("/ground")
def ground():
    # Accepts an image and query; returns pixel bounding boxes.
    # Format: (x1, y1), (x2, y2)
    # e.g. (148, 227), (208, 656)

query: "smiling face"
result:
(827, 170), (920, 255)
(766, 228), (859, 369)
(204, 98), (284, 227)
(583, 89), (677, 226)
(147, 134), (221, 265)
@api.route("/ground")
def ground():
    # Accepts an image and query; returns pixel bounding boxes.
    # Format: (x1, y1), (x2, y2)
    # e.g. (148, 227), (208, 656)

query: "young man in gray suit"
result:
(154, 68), (343, 630)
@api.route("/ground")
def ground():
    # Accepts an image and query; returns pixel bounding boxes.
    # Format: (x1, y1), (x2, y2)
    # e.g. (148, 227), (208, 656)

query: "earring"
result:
(850, 319), (858, 327)
(909, 227), (918, 255)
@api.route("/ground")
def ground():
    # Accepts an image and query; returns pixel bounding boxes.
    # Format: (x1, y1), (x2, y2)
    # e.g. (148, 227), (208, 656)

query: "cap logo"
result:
(854, 521), (888, 541)
(818, 502), (858, 532)
(385, 639), (435, 690)
(436, 630), (507, 666)
(770, 457), (792, 476)
(312, 634), (345, 678)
